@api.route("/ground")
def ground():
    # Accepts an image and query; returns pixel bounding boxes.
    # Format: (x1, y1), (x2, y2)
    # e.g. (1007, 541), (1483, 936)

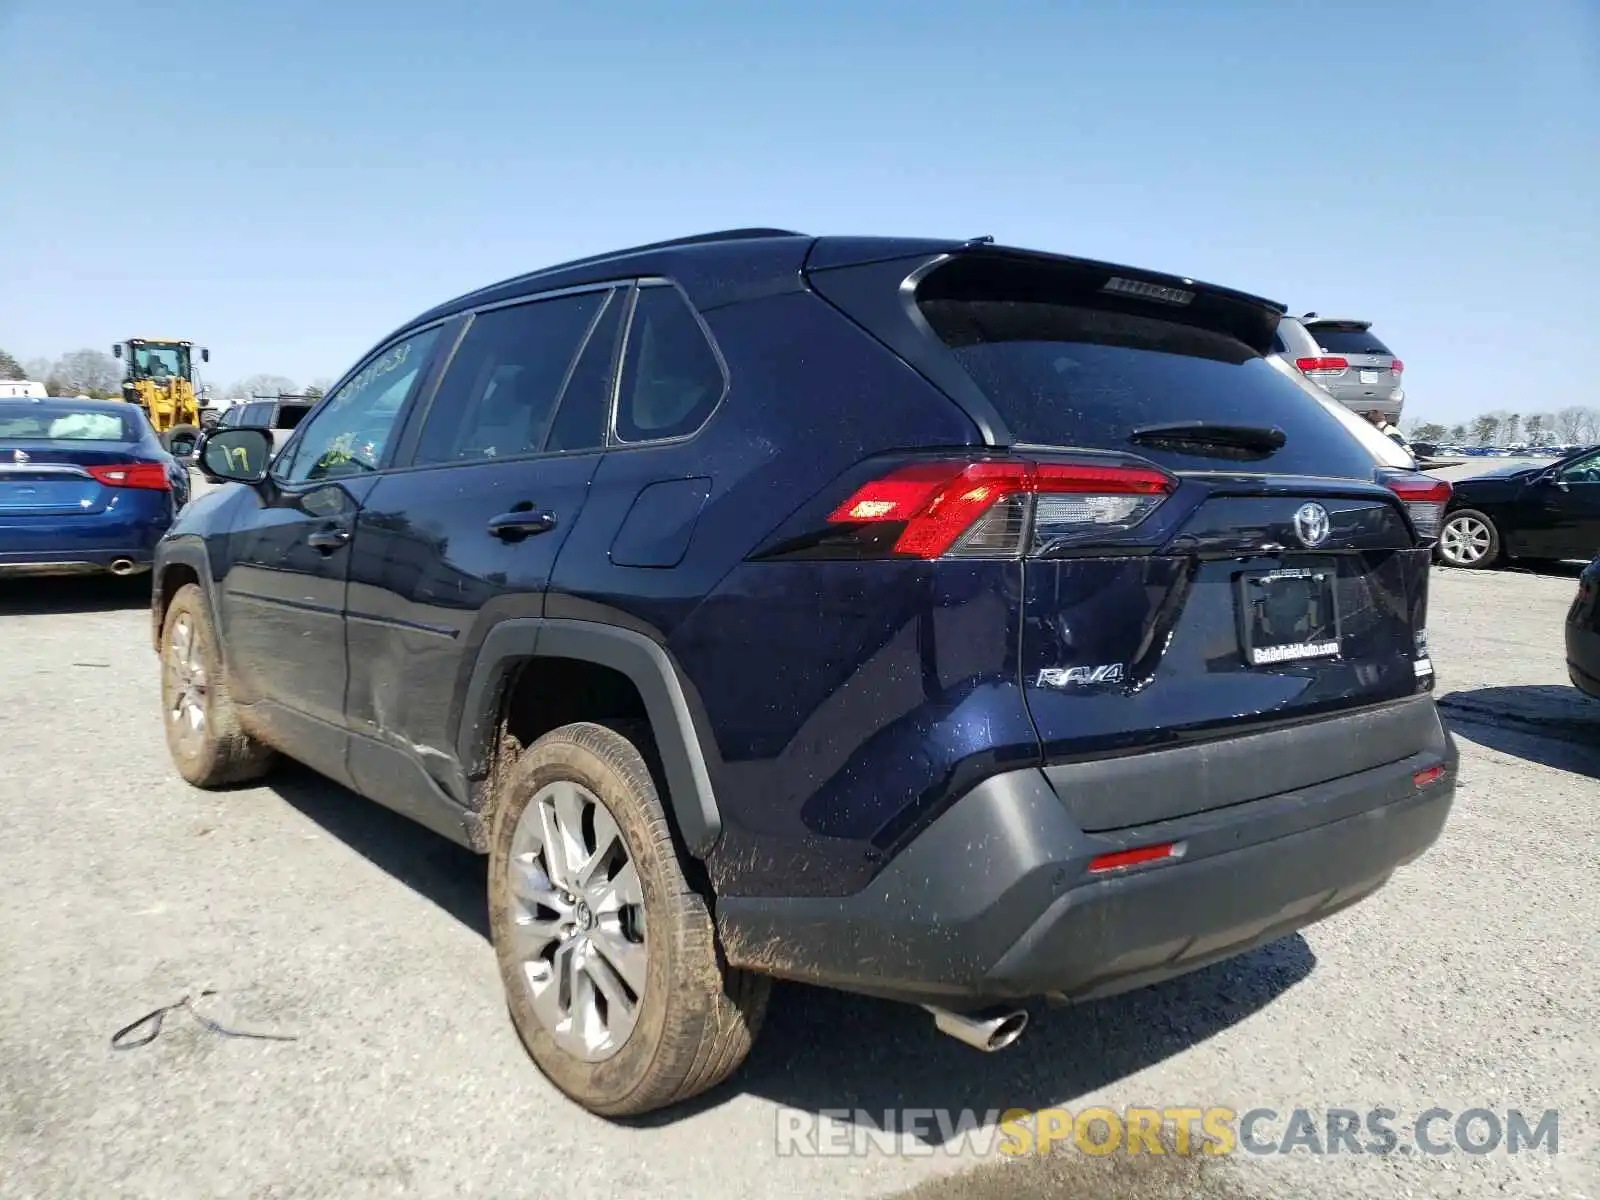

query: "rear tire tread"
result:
(489, 721), (768, 1117)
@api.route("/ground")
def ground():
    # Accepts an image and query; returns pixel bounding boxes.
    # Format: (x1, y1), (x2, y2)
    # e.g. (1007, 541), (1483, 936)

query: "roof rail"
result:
(412, 227), (812, 330)
(541, 227), (808, 274)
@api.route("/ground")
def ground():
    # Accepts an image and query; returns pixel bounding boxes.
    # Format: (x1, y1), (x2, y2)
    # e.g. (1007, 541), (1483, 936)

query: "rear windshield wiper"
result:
(1129, 421), (1287, 455)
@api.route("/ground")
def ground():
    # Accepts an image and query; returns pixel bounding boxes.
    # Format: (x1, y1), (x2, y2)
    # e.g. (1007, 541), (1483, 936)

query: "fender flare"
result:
(457, 618), (723, 857)
(150, 536), (220, 653)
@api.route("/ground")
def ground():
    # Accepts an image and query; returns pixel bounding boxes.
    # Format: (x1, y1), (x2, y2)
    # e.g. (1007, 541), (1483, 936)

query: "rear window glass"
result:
(918, 299), (1384, 478)
(413, 291), (604, 465)
(277, 404), (314, 430)
(1306, 326), (1393, 356)
(0, 404), (134, 441)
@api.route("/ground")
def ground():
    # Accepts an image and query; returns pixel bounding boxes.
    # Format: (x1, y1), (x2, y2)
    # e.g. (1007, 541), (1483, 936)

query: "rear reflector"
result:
(1413, 765), (1446, 788)
(1088, 842), (1183, 873)
(1386, 474), (1451, 540)
(87, 462), (170, 491)
(827, 459), (1176, 559)
(1296, 356), (1349, 374)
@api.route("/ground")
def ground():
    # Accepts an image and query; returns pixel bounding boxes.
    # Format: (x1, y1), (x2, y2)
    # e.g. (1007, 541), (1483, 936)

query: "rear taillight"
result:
(1386, 474), (1451, 540)
(1390, 359), (1405, 375)
(1296, 356), (1349, 375)
(87, 462), (170, 491)
(826, 459), (1176, 559)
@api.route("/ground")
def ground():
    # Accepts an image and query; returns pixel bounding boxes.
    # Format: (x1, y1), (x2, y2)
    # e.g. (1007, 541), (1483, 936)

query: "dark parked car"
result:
(1438, 447), (1600, 569)
(1565, 555), (1600, 698)
(0, 398), (188, 578)
(153, 230), (1458, 1116)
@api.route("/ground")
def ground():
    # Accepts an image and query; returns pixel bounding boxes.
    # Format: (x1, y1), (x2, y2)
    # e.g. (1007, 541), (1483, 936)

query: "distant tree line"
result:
(0, 346), (329, 405)
(1405, 409), (1600, 449)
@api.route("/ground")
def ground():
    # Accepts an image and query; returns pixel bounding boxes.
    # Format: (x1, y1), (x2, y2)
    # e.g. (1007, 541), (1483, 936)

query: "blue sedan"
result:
(0, 398), (190, 578)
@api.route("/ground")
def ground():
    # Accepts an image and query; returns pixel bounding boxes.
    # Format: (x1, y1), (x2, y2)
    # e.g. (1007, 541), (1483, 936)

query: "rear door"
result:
(816, 252), (1433, 765)
(342, 285), (625, 783)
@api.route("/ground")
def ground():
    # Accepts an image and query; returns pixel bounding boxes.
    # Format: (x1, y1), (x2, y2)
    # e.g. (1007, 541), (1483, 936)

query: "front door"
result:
(218, 325), (446, 764)
(1517, 450), (1600, 560)
(343, 286), (626, 790)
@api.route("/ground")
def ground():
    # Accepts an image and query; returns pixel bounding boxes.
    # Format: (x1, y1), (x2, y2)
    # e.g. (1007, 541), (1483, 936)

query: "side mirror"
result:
(197, 427), (272, 484)
(112, 344), (122, 359)
(201, 348), (210, 363)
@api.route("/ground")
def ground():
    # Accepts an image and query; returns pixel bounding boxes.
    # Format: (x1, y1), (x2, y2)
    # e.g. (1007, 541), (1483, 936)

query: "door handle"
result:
(488, 509), (558, 541)
(306, 525), (351, 553)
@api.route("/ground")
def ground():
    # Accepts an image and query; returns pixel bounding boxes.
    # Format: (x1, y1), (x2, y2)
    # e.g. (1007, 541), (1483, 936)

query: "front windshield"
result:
(132, 344), (189, 380)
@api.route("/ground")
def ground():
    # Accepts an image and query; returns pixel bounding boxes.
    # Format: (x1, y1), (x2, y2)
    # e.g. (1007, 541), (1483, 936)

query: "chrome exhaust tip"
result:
(108, 558), (137, 577)
(923, 1005), (1028, 1052)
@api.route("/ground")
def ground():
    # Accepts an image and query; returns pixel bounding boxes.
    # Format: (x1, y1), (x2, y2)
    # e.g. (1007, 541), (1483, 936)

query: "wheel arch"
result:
(151, 537), (219, 653)
(459, 619), (723, 858)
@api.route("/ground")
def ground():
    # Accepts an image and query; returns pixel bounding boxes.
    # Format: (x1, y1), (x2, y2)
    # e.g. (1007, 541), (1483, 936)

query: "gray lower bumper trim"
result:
(1045, 695), (1445, 832)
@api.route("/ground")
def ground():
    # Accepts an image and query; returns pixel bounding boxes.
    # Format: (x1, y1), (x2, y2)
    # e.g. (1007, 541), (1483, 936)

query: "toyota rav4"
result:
(153, 229), (1458, 1116)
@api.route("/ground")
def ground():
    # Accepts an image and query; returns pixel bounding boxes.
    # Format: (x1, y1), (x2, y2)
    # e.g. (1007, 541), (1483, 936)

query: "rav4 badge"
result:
(1036, 663), (1126, 688)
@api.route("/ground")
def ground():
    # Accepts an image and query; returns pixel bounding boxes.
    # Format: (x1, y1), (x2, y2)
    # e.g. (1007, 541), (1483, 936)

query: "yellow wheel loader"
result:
(112, 338), (210, 457)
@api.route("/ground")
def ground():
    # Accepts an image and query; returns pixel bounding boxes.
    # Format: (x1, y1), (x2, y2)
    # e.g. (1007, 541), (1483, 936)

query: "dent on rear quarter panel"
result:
(672, 559), (1039, 898)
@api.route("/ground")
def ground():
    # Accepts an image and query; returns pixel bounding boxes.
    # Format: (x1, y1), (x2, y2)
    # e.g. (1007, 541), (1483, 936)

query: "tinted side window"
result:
(412, 292), (605, 466)
(281, 327), (440, 483)
(1558, 450), (1600, 484)
(614, 285), (725, 443)
(546, 290), (625, 453)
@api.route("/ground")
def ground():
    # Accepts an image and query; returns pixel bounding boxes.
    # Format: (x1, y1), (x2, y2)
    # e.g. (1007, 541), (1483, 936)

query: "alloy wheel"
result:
(164, 614), (208, 752)
(1440, 515), (1492, 566)
(505, 780), (648, 1062)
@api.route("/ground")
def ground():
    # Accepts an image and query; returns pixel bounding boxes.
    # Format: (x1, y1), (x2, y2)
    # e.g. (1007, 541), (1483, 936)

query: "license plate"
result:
(1238, 569), (1340, 666)
(1359, 369), (1380, 384)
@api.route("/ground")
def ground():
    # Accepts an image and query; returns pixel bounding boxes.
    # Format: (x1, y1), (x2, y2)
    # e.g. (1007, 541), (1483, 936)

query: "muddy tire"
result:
(159, 583), (276, 786)
(488, 721), (769, 1116)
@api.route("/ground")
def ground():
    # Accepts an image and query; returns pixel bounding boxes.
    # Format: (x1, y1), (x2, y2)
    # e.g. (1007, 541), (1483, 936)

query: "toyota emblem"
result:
(1293, 502), (1331, 548)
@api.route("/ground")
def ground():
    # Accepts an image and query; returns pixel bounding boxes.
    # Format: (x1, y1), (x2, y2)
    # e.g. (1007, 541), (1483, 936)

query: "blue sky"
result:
(1, 0), (1594, 424)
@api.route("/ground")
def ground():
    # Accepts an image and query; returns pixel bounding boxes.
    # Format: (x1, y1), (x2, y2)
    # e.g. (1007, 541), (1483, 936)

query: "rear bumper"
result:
(0, 545), (158, 576)
(0, 557), (151, 577)
(0, 504), (170, 576)
(717, 695), (1456, 1007)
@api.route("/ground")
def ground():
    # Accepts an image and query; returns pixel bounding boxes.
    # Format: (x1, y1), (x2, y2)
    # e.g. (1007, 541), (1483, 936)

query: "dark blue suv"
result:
(154, 230), (1457, 1115)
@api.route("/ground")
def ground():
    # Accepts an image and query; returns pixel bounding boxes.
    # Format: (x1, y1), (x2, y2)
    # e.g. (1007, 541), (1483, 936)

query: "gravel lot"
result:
(1, 515), (1596, 1198)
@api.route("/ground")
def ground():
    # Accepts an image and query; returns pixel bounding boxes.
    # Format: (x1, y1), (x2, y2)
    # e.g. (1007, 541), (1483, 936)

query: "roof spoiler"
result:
(1301, 316), (1372, 331)
(916, 246), (1288, 355)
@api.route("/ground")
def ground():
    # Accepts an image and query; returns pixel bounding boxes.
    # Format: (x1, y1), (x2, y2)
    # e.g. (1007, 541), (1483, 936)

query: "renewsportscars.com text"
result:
(775, 1106), (1560, 1159)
